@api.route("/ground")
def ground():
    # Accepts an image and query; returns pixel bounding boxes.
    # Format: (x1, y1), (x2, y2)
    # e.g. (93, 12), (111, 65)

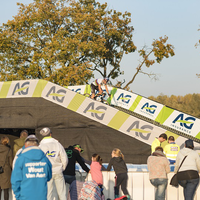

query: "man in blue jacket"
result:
(11, 135), (52, 200)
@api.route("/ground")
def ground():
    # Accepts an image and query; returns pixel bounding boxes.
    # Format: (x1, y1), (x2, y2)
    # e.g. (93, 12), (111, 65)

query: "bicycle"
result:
(83, 92), (110, 105)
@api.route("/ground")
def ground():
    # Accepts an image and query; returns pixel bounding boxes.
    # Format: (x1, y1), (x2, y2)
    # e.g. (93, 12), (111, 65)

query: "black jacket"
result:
(63, 146), (89, 176)
(107, 157), (127, 175)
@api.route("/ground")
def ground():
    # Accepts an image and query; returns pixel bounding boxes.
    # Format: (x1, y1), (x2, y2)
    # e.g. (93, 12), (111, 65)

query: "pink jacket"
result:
(147, 152), (170, 180)
(90, 161), (103, 185)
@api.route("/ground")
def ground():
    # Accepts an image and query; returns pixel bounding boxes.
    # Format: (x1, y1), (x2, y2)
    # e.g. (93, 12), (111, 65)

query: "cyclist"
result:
(90, 77), (111, 99)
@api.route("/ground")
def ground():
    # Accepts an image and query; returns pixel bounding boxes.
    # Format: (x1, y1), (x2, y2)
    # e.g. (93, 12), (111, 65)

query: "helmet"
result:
(104, 77), (109, 82)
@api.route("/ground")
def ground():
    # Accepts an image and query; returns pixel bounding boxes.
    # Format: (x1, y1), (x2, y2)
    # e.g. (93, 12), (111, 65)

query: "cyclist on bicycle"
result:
(90, 77), (111, 99)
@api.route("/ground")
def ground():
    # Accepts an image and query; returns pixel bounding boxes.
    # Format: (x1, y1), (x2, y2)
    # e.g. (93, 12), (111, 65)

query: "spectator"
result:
(63, 144), (89, 184)
(13, 130), (28, 157)
(174, 139), (200, 200)
(147, 146), (170, 200)
(90, 154), (104, 199)
(107, 148), (130, 200)
(151, 133), (167, 153)
(90, 153), (103, 186)
(39, 127), (68, 200)
(12, 142), (26, 200)
(164, 136), (180, 164)
(11, 135), (52, 200)
(0, 136), (12, 200)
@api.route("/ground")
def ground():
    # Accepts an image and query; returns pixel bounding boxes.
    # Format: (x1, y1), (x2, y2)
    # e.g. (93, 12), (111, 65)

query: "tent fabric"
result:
(0, 98), (150, 164)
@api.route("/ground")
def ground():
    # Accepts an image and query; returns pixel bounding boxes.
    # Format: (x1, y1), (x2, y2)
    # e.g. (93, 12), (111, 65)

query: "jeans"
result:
(178, 178), (199, 200)
(150, 178), (168, 200)
(47, 173), (66, 200)
(64, 175), (76, 184)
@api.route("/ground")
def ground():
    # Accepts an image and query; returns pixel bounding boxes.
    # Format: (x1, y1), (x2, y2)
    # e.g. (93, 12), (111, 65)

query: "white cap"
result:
(40, 127), (51, 137)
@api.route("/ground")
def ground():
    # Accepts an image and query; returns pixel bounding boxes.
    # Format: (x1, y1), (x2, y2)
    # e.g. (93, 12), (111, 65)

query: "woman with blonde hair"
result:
(0, 136), (13, 200)
(107, 148), (130, 200)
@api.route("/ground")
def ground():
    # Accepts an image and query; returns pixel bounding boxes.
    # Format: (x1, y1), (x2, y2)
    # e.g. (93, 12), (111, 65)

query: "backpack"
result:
(79, 180), (101, 200)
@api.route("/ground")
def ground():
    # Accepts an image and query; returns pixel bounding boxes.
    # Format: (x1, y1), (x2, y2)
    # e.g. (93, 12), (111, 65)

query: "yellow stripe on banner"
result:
(195, 132), (200, 140)
(67, 93), (86, 112)
(164, 131), (180, 140)
(32, 80), (48, 97)
(108, 111), (129, 130)
(129, 95), (142, 112)
(0, 81), (12, 98)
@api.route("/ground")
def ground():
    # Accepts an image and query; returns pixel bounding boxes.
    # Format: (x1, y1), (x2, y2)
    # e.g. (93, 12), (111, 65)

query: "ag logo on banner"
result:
(127, 121), (153, 140)
(46, 86), (66, 103)
(172, 114), (196, 130)
(83, 102), (107, 120)
(141, 103), (157, 114)
(12, 81), (30, 95)
(117, 93), (131, 104)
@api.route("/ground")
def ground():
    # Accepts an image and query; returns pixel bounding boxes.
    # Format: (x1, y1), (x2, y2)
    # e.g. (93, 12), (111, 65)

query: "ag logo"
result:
(172, 114), (196, 129)
(46, 86), (66, 103)
(117, 93), (131, 104)
(141, 103), (157, 114)
(71, 88), (81, 93)
(83, 102), (107, 120)
(12, 81), (30, 95)
(127, 121), (153, 140)
(46, 151), (56, 157)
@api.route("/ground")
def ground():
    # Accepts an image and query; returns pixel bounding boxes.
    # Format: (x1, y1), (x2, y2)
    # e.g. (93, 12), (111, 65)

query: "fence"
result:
(3, 171), (200, 200)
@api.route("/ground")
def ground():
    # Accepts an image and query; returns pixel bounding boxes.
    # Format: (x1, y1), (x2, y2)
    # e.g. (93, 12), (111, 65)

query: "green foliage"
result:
(149, 93), (200, 118)
(123, 36), (175, 90)
(0, 0), (136, 85)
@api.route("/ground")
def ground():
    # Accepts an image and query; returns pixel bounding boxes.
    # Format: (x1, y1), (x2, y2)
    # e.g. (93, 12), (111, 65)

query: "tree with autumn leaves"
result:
(0, 0), (174, 88)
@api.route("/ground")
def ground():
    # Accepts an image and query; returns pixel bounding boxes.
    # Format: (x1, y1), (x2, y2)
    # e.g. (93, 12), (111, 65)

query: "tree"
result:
(123, 36), (175, 90)
(149, 93), (200, 118)
(0, 0), (96, 85)
(195, 27), (200, 78)
(0, 0), (136, 85)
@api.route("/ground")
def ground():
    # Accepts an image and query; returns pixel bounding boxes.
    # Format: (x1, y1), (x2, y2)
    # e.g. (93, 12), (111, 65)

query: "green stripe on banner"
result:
(107, 87), (117, 104)
(67, 93), (86, 112)
(32, 80), (48, 97)
(84, 85), (91, 96)
(195, 132), (200, 140)
(155, 106), (174, 124)
(129, 95), (142, 111)
(0, 81), (12, 98)
(108, 111), (129, 130)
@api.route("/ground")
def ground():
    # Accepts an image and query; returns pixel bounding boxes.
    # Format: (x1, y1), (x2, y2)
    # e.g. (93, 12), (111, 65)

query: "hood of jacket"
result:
(152, 150), (166, 157)
(0, 144), (10, 154)
(14, 137), (26, 147)
(113, 157), (123, 162)
(179, 147), (193, 157)
(21, 146), (46, 161)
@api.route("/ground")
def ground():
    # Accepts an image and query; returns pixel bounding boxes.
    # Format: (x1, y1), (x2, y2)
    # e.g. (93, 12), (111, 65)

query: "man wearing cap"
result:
(174, 139), (200, 200)
(63, 144), (89, 184)
(39, 127), (68, 200)
(11, 135), (52, 200)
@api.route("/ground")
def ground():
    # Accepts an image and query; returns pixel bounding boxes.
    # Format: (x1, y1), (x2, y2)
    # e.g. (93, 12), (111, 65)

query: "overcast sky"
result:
(1, 0), (200, 97)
